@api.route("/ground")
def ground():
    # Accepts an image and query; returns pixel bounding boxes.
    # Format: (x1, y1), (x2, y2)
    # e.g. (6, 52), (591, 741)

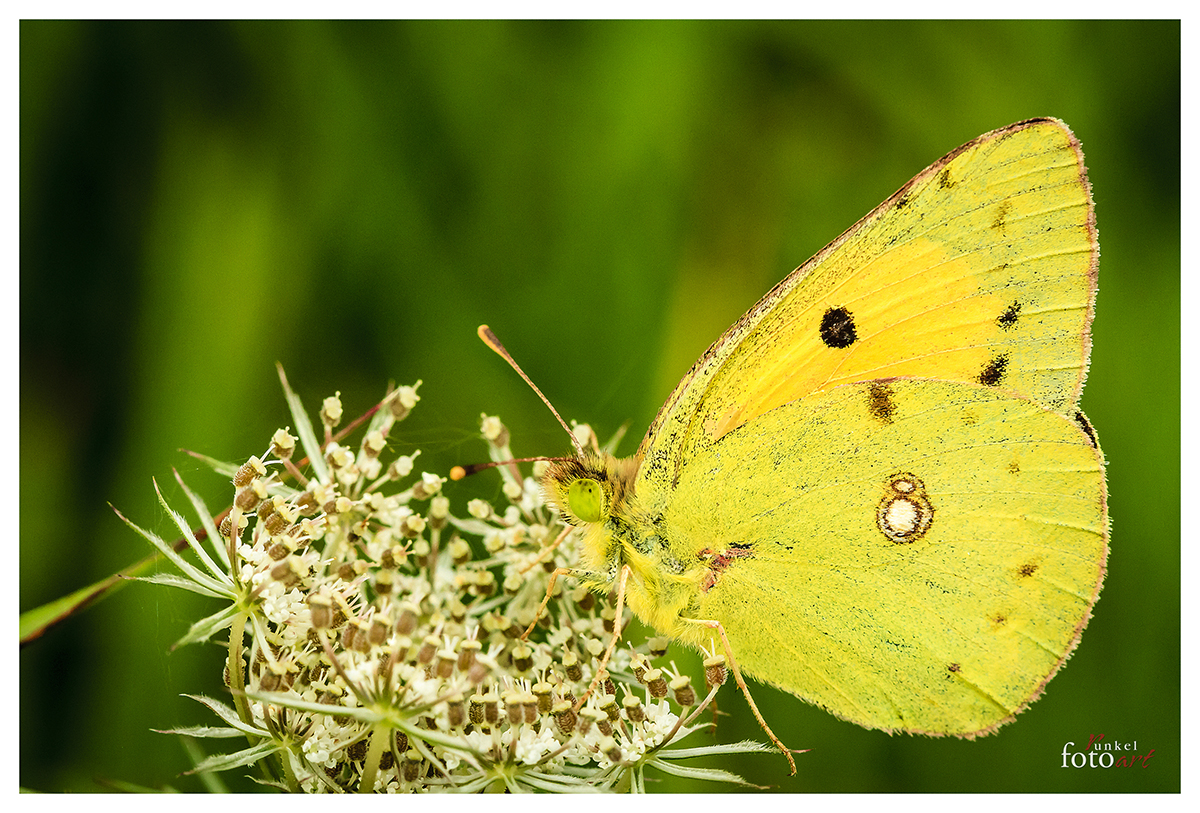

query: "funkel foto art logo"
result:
(1061, 734), (1154, 768)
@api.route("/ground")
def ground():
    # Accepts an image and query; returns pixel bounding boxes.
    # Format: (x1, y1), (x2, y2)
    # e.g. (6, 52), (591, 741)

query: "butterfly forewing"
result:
(637, 118), (1098, 498)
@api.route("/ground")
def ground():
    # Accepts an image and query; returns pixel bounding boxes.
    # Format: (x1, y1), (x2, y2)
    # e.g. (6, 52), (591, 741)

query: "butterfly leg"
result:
(518, 558), (611, 641)
(685, 616), (800, 775)
(520, 565), (572, 640)
(571, 563), (632, 711)
(518, 562), (630, 710)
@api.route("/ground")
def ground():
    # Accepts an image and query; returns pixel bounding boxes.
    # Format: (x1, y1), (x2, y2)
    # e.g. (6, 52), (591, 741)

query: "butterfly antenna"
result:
(477, 324), (585, 458)
(449, 455), (568, 481)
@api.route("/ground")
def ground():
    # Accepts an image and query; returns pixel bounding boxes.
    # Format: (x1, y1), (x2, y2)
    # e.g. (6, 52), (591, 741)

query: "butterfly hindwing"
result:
(663, 378), (1107, 735)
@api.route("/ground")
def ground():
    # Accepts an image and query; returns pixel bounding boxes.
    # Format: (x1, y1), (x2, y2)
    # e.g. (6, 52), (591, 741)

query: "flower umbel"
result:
(122, 366), (768, 792)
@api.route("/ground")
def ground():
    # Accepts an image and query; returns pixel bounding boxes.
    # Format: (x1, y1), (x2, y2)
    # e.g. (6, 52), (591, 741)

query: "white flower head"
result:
(123, 372), (767, 793)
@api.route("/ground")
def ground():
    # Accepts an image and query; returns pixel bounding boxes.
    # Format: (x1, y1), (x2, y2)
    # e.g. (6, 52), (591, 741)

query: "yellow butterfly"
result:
(484, 118), (1107, 773)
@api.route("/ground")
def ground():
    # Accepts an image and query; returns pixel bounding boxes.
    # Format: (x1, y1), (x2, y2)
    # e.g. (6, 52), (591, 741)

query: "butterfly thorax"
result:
(542, 451), (707, 640)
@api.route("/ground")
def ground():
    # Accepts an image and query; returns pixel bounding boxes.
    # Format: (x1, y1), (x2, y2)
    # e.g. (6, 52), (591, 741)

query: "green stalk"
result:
(358, 721), (390, 792)
(227, 608), (252, 724)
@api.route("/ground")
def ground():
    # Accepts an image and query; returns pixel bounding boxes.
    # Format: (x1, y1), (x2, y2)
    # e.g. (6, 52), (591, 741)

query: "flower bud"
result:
(388, 451), (420, 481)
(480, 414), (508, 448)
(429, 495), (449, 529)
(472, 570), (496, 597)
(388, 383), (421, 420)
(599, 693), (620, 722)
(671, 674), (696, 708)
(270, 429), (296, 461)
(320, 394), (343, 430)
(630, 652), (651, 683)
(468, 653), (496, 685)
(482, 692), (500, 725)
(573, 586), (595, 612)
(504, 689), (524, 725)
(368, 617), (390, 647)
(400, 514), (426, 539)
(584, 638), (604, 663)
(622, 694), (645, 723)
(411, 473), (443, 500)
(395, 602), (419, 636)
(233, 456), (267, 488)
(704, 654), (728, 690)
(578, 708), (604, 736)
(503, 572), (523, 595)
(553, 700), (576, 734)
(266, 535), (294, 561)
(270, 556), (303, 588)
(402, 750), (421, 782)
(469, 694), (486, 726)
(563, 652), (583, 683)
(448, 537), (471, 565)
(446, 692), (466, 728)
(436, 649), (456, 679)
(235, 480), (267, 512)
(532, 682), (554, 714)
(457, 638), (481, 672)
(645, 668), (668, 699)
(417, 635), (439, 665)
(361, 429), (386, 459)
(307, 593), (334, 629)
(511, 643), (534, 673)
(599, 736), (622, 764)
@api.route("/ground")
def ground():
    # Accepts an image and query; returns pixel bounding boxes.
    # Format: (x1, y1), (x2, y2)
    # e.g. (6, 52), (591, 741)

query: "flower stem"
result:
(227, 608), (252, 724)
(358, 722), (390, 792)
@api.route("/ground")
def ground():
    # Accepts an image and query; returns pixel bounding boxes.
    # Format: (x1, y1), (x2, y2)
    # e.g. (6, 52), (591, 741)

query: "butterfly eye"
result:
(567, 478), (605, 523)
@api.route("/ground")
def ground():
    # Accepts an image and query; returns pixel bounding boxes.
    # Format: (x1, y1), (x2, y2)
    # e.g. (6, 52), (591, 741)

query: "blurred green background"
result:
(20, 20), (1179, 793)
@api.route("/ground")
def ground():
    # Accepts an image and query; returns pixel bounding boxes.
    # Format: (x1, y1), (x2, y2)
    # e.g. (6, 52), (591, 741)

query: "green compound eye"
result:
(567, 479), (604, 523)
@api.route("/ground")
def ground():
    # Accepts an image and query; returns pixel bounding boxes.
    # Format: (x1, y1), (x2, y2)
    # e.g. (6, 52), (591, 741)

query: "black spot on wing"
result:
(866, 382), (895, 424)
(819, 306), (858, 349)
(991, 200), (1012, 233)
(938, 167), (955, 189)
(1074, 411), (1100, 448)
(997, 301), (1021, 330)
(977, 354), (1009, 386)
